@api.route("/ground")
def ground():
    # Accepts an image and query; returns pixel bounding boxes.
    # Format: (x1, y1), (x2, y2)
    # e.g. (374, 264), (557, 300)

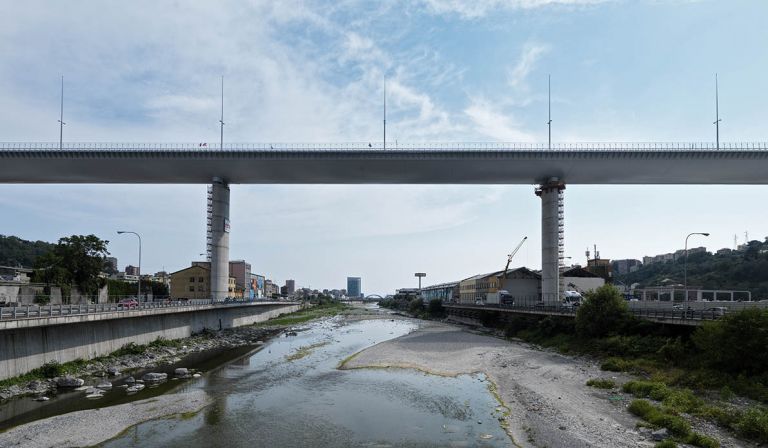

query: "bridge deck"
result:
(1, 143), (767, 184)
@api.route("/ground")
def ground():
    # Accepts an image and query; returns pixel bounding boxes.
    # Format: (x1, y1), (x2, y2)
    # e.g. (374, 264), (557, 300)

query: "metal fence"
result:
(1, 142), (767, 152)
(0, 299), (286, 321)
(446, 302), (729, 323)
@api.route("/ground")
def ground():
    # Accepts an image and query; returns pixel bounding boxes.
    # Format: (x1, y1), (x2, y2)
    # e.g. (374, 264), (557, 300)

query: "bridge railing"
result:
(0, 299), (285, 321)
(1, 142), (767, 152)
(446, 302), (728, 322)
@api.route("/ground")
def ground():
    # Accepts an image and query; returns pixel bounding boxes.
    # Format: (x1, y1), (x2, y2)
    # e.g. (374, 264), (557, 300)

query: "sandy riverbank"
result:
(341, 320), (653, 448)
(0, 389), (211, 448)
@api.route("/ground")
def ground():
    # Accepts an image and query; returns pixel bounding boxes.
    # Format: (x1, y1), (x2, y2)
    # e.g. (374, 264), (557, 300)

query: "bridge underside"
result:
(1, 147), (767, 184)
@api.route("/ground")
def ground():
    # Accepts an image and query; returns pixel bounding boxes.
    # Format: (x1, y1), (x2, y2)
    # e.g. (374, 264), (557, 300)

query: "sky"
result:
(1, 0), (767, 295)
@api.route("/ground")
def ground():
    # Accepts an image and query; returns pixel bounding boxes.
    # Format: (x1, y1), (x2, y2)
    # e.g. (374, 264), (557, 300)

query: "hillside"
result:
(618, 238), (768, 299)
(0, 235), (55, 268)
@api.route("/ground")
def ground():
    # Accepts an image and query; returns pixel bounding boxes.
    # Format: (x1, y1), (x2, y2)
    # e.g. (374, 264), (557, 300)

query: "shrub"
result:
(601, 357), (631, 372)
(628, 399), (690, 438)
(575, 285), (630, 337)
(426, 299), (444, 317)
(686, 432), (720, 448)
(622, 380), (669, 400)
(692, 308), (768, 375)
(586, 378), (616, 389)
(734, 407), (768, 443)
(654, 441), (677, 448)
(628, 399), (655, 418)
(38, 360), (64, 378)
(408, 298), (423, 315)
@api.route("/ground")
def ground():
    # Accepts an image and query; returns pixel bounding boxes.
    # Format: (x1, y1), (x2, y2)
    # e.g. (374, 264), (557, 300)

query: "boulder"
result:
(96, 382), (112, 390)
(106, 367), (120, 376)
(141, 372), (168, 383)
(124, 376), (135, 384)
(56, 376), (85, 388)
(126, 384), (145, 393)
(651, 428), (669, 441)
(174, 368), (189, 377)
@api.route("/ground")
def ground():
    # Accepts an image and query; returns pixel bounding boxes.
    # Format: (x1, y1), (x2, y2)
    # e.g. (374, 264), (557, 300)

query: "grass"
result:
(253, 302), (351, 327)
(586, 378), (616, 389)
(285, 342), (329, 361)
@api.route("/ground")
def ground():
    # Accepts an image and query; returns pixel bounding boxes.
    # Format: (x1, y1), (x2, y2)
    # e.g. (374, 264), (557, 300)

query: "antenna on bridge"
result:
(547, 74), (552, 150)
(714, 73), (721, 150)
(58, 75), (65, 151)
(219, 75), (225, 151)
(383, 80), (387, 150)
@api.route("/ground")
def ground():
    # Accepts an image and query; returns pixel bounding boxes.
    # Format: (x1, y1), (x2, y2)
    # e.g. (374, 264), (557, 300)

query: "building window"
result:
(199, 277), (204, 282)
(189, 277), (194, 283)
(188, 286), (194, 292)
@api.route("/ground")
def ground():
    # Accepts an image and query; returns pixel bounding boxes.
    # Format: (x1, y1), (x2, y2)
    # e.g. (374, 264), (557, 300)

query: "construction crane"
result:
(503, 236), (528, 278)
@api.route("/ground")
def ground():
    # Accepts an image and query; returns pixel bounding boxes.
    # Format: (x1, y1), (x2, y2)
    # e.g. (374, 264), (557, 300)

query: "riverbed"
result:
(1, 310), (513, 447)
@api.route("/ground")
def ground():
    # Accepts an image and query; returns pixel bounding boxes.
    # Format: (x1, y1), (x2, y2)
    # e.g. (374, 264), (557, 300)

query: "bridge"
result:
(2, 142), (767, 303)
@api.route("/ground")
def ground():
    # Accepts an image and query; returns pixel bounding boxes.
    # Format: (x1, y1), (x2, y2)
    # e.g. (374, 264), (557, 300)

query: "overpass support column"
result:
(209, 177), (230, 302)
(536, 178), (566, 304)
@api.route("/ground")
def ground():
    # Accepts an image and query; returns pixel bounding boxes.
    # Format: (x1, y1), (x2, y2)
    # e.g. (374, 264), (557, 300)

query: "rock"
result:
(124, 376), (135, 384)
(96, 382), (112, 390)
(142, 372), (168, 383)
(192, 373), (202, 378)
(56, 376), (85, 388)
(559, 426), (567, 430)
(651, 428), (669, 441)
(34, 396), (50, 402)
(85, 393), (104, 399)
(174, 368), (189, 377)
(106, 367), (120, 376)
(126, 384), (145, 393)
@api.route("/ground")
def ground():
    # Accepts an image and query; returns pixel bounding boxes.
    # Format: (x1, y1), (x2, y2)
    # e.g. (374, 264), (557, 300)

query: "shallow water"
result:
(100, 317), (511, 447)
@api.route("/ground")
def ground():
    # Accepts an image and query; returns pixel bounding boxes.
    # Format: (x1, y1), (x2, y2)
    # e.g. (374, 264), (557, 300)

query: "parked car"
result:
(706, 307), (728, 317)
(118, 298), (139, 309)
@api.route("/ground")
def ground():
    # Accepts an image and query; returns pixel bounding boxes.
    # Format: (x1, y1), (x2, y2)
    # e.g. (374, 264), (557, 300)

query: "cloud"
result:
(464, 98), (537, 141)
(507, 43), (550, 90)
(419, 0), (611, 18)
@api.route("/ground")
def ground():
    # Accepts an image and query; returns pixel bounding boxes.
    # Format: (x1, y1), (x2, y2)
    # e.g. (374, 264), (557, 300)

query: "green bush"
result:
(692, 308), (768, 375)
(408, 298), (424, 315)
(601, 357), (631, 372)
(622, 380), (669, 400)
(734, 407), (768, 443)
(426, 299), (444, 317)
(38, 360), (64, 378)
(685, 432), (720, 448)
(654, 441), (677, 448)
(575, 285), (631, 338)
(628, 399), (690, 438)
(628, 399), (655, 418)
(586, 378), (616, 389)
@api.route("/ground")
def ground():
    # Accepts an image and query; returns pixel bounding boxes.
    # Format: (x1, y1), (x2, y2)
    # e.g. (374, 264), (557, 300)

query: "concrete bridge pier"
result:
(209, 177), (230, 301)
(536, 178), (566, 304)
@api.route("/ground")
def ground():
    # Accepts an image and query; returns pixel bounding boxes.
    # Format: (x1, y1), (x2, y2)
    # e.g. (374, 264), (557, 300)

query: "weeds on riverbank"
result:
(253, 302), (351, 326)
(586, 378), (616, 389)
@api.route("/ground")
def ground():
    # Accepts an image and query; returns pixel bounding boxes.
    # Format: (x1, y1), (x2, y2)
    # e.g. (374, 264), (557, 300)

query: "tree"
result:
(34, 235), (110, 298)
(692, 308), (768, 375)
(575, 284), (630, 337)
(427, 298), (445, 317)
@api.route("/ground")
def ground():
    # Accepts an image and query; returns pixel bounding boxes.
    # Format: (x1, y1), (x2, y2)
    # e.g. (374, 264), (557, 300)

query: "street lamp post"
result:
(684, 232), (710, 301)
(117, 231), (142, 301)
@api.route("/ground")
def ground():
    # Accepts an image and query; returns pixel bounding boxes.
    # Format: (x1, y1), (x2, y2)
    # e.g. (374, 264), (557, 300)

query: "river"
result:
(92, 313), (511, 447)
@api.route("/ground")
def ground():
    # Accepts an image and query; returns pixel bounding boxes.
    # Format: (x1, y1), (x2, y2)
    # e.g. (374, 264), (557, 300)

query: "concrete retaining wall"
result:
(0, 303), (300, 380)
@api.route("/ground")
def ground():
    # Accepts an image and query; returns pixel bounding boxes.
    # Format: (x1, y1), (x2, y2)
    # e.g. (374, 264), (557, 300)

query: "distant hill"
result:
(0, 235), (55, 268)
(617, 238), (768, 300)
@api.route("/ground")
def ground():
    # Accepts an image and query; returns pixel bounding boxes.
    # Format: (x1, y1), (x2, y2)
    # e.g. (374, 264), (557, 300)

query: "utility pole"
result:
(383, 80), (387, 150)
(547, 74), (552, 150)
(58, 76), (65, 150)
(714, 74), (721, 150)
(220, 76), (225, 151)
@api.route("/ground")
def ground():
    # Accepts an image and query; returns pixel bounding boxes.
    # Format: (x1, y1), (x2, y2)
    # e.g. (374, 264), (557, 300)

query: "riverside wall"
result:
(0, 303), (301, 380)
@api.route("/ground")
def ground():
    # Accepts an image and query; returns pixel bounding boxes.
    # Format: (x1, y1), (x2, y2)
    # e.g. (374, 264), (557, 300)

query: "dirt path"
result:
(341, 320), (648, 448)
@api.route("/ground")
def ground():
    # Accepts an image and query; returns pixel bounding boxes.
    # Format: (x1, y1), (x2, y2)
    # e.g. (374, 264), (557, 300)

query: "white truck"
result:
(486, 290), (513, 305)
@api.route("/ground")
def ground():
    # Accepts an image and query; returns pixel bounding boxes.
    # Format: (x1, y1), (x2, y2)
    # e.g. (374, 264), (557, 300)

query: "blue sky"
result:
(1, 0), (767, 294)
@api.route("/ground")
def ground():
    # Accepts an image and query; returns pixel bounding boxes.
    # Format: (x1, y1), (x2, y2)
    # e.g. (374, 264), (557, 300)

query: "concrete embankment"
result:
(0, 303), (300, 380)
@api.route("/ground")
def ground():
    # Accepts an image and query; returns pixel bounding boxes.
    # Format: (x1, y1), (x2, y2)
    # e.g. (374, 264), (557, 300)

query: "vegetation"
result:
(107, 278), (169, 299)
(586, 378), (615, 389)
(33, 235), (110, 298)
(617, 237), (768, 299)
(379, 296), (446, 319)
(0, 234), (55, 268)
(252, 301), (350, 327)
(575, 285), (631, 337)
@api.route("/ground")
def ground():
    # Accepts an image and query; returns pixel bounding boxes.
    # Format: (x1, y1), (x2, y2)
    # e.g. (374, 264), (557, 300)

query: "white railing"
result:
(0, 142), (767, 152)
